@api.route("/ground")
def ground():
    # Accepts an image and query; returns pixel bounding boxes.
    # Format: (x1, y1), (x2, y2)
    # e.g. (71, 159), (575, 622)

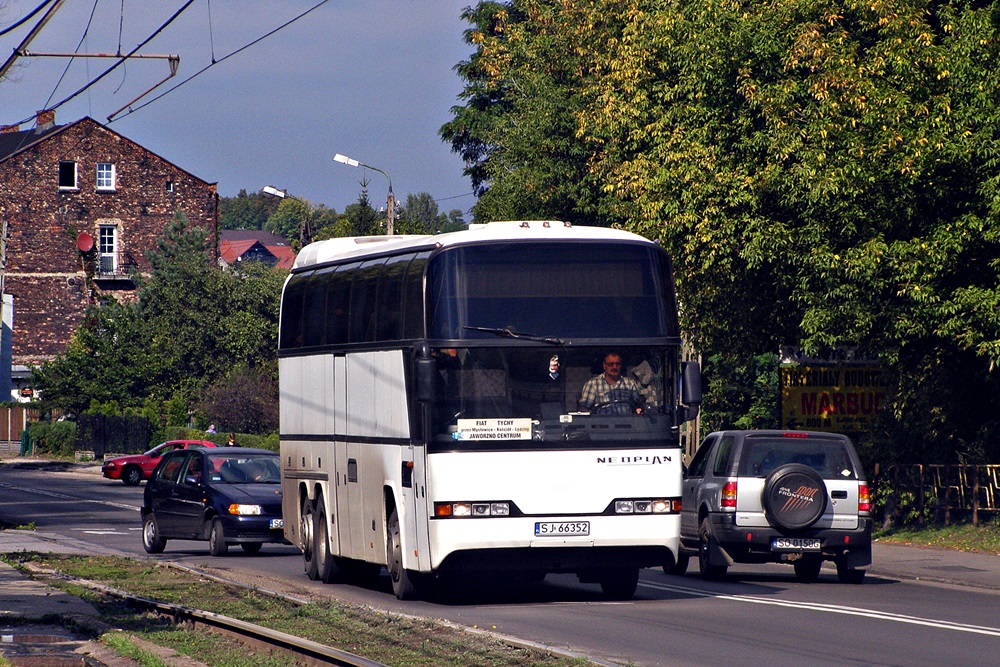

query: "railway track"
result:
(17, 562), (388, 667)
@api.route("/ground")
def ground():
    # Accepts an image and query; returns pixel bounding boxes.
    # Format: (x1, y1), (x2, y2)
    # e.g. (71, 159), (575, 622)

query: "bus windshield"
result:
(428, 345), (679, 451)
(427, 242), (679, 340)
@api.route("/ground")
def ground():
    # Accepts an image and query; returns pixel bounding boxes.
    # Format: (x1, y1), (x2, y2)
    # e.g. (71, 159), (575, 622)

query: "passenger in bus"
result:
(578, 352), (646, 415)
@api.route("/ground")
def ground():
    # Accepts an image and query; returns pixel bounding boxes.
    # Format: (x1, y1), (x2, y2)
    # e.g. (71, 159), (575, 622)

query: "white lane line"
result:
(641, 580), (1000, 637)
(0, 482), (140, 512)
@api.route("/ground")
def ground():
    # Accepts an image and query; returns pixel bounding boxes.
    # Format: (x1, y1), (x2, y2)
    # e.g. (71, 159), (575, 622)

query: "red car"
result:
(102, 440), (217, 486)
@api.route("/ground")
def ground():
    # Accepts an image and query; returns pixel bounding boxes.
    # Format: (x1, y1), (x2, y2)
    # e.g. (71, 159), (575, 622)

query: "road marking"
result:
(0, 482), (140, 512)
(641, 580), (1000, 637)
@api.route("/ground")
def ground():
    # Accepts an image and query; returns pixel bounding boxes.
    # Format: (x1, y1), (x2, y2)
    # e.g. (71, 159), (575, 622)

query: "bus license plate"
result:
(270, 519), (284, 529)
(772, 537), (820, 551)
(535, 521), (589, 537)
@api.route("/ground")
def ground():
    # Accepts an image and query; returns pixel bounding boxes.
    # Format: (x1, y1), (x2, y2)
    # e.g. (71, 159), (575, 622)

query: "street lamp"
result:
(261, 186), (313, 246)
(333, 153), (395, 235)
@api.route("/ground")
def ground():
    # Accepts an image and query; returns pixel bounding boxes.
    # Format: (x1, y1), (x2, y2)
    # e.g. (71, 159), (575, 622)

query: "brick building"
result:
(0, 112), (218, 377)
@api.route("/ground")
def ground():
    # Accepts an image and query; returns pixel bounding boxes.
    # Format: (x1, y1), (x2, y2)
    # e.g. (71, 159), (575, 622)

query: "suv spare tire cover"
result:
(762, 463), (828, 530)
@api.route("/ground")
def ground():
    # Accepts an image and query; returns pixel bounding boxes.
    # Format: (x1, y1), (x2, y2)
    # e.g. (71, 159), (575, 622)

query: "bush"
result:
(27, 420), (77, 457)
(159, 427), (278, 452)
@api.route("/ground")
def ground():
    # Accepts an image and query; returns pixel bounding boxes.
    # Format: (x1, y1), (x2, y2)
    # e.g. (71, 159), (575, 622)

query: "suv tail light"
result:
(858, 483), (871, 513)
(721, 481), (737, 509)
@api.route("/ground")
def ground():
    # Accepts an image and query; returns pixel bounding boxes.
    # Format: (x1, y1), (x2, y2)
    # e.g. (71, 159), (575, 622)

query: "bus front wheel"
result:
(314, 495), (340, 583)
(599, 567), (639, 599)
(387, 508), (419, 600)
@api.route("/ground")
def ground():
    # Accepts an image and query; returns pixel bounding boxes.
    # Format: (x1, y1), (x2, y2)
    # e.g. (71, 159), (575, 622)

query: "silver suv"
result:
(672, 430), (872, 583)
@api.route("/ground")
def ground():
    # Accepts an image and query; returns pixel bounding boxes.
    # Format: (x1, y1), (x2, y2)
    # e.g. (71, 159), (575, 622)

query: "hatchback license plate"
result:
(772, 537), (820, 551)
(270, 519), (284, 529)
(535, 521), (589, 537)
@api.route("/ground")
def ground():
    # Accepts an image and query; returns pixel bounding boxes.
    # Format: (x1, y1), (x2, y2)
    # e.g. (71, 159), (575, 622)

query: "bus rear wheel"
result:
(301, 498), (318, 580)
(387, 508), (419, 600)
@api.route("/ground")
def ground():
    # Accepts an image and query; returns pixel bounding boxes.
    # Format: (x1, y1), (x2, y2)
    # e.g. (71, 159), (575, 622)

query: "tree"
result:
(36, 210), (285, 430)
(219, 189), (278, 230)
(265, 197), (311, 244)
(343, 191), (381, 236)
(441, 1), (603, 224)
(449, 1), (1000, 462)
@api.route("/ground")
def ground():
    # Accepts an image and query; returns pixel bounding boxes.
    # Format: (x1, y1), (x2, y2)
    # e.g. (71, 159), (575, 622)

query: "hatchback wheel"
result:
(122, 466), (143, 486)
(208, 518), (228, 556)
(142, 514), (166, 554)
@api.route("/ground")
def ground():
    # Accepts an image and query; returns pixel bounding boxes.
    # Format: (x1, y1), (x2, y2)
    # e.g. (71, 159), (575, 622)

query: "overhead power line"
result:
(110, 0), (330, 123)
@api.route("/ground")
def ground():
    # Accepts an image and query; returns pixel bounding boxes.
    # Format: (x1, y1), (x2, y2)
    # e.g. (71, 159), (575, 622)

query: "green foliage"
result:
(701, 353), (781, 433)
(26, 421), (77, 457)
(265, 197), (311, 244)
(196, 364), (278, 435)
(35, 211), (284, 429)
(219, 189), (279, 230)
(442, 1), (604, 224)
(452, 1), (1000, 460)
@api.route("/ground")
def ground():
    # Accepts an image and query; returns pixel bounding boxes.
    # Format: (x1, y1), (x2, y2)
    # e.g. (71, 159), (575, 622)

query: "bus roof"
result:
(292, 221), (658, 270)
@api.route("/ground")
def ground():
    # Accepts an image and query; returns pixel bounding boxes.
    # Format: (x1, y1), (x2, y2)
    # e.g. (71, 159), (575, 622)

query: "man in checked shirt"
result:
(577, 352), (646, 415)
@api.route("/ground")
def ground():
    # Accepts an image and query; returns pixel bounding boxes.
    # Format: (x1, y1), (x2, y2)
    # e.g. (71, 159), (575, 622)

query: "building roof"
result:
(0, 116), (217, 187)
(220, 229), (290, 246)
(0, 124), (66, 162)
(219, 233), (295, 270)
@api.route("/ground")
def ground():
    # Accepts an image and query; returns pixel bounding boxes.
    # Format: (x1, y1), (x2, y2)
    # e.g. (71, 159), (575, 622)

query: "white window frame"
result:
(58, 161), (78, 190)
(98, 224), (119, 274)
(96, 163), (116, 191)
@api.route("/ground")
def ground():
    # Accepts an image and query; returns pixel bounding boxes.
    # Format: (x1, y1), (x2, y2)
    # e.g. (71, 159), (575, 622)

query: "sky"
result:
(0, 0), (477, 217)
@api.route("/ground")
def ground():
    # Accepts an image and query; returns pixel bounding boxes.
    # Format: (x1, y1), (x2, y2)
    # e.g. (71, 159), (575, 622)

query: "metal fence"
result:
(874, 463), (1000, 526)
(75, 414), (152, 458)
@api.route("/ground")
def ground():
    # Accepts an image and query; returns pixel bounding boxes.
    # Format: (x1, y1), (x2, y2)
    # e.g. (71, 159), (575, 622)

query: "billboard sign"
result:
(780, 365), (886, 434)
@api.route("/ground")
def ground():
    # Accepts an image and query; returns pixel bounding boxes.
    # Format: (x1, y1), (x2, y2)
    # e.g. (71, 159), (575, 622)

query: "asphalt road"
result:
(3, 459), (1000, 667)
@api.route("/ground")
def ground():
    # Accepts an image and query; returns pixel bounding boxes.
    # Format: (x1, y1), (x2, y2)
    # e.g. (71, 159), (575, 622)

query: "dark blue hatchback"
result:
(141, 446), (288, 556)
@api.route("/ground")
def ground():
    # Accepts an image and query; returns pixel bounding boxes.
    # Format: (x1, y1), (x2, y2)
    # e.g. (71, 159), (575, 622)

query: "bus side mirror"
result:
(679, 361), (702, 423)
(414, 343), (437, 403)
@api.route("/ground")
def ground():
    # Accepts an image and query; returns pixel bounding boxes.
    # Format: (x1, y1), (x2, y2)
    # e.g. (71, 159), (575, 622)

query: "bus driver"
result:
(578, 352), (646, 415)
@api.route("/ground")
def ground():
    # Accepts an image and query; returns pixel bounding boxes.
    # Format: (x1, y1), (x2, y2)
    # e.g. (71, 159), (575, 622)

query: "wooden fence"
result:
(874, 463), (1000, 526)
(0, 405), (40, 454)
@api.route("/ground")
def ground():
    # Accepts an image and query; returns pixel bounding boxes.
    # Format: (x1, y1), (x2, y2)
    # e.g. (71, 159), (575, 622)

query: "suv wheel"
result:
(793, 555), (822, 582)
(762, 464), (828, 530)
(837, 559), (866, 584)
(663, 554), (689, 576)
(698, 518), (728, 580)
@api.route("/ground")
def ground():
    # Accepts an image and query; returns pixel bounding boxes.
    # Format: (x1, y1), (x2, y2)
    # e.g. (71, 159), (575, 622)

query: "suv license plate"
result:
(270, 519), (284, 529)
(772, 537), (820, 551)
(535, 521), (590, 537)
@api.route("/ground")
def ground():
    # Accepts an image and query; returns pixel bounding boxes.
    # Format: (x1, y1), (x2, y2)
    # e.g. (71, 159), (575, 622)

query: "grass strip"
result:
(2, 553), (592, 667)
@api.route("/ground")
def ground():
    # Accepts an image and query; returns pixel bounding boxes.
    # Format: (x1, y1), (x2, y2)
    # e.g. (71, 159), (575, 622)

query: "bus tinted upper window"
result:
(427, 243), (677, 340)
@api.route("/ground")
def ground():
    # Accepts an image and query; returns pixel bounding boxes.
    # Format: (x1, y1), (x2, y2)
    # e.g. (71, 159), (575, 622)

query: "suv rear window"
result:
(738, 437), (857, 479)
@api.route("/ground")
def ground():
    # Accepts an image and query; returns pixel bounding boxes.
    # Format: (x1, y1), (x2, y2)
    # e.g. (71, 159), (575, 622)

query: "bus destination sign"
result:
(455, 418), (532, 440)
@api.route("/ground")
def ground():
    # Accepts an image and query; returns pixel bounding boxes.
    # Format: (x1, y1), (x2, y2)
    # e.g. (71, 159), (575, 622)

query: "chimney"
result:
(1, 124), (19, 134)
(35, 109), (55, 130)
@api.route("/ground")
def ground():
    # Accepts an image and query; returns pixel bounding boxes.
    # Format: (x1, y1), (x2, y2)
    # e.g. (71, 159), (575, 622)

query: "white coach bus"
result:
(279, 221), (701, 599)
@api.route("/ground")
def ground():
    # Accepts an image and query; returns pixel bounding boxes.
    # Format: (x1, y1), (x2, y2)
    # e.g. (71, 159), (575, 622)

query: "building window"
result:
(98, 225), (118, 274)
(165, 180), (174, 192)
(58, 161), (77, 189)
(96, 163), (116, 191)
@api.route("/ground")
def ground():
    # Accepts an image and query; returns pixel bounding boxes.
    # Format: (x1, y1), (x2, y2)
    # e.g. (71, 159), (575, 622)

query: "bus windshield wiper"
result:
(464, 326), (564, 346)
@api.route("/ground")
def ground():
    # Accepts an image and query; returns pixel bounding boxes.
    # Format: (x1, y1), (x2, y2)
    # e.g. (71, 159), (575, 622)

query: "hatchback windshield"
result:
(208, 453), (281, 484)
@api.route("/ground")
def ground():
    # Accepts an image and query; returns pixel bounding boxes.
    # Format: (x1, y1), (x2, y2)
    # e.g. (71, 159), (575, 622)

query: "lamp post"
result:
(261, 186), (313, 246)
(333, 153), (395, 235)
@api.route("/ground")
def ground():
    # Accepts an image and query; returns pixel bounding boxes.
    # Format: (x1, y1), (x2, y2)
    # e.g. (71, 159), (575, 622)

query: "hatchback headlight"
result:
(228, 504), (262, 516)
